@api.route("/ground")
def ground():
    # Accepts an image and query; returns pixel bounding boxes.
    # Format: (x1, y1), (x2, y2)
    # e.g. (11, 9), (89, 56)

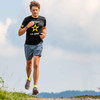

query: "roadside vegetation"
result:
(0, 77), (35, 100)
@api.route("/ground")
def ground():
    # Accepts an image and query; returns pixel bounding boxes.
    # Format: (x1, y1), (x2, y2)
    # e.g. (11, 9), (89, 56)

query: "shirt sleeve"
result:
(20, 18), (27, 28)
(44, 17), (46, 27)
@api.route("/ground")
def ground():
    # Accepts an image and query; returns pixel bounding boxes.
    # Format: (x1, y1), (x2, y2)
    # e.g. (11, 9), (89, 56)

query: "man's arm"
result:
(18, 21), (34, 36)
(40, 26), (47, 39)
(18, 27), (27, 36)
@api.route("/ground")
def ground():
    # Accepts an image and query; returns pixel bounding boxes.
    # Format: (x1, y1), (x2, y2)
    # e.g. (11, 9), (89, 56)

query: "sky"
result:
(0, 0), (100, 94)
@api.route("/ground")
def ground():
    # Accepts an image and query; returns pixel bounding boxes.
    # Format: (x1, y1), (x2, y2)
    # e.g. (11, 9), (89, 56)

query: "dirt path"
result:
(27, 97), (100, 100)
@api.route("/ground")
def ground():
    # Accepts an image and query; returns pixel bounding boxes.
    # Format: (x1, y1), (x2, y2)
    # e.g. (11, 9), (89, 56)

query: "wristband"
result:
(25, 26), (28, 29)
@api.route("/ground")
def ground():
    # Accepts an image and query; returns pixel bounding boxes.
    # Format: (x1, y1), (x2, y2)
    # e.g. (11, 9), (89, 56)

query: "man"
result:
(18, 1), (47, 95)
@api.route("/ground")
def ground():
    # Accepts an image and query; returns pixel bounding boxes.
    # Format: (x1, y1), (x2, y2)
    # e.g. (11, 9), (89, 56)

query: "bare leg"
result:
(25, 59), (33, 90)
(33, 56), (40, 85)
(26, 59), (33, 78)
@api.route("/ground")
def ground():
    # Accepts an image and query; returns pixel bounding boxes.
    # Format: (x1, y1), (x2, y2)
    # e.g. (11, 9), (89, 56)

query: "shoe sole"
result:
(25, 86), (30, 90)
(32, 90), (39, 95)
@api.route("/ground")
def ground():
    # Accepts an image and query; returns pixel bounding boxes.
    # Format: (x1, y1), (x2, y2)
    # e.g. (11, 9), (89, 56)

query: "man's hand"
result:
(39, 26), (47, 39)
(27, 21), (34, 28)
(40, 33), (45, 39)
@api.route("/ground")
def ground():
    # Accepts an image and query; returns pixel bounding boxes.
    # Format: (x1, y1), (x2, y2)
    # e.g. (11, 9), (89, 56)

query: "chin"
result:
(34, 14), (37, 17)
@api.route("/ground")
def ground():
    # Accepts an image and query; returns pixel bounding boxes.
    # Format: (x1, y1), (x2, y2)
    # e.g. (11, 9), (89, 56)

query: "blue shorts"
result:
(24, 42), (43, 61)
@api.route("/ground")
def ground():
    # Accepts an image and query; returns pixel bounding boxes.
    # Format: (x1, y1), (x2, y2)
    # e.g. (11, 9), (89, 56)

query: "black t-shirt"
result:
(21, 15), (46, 45)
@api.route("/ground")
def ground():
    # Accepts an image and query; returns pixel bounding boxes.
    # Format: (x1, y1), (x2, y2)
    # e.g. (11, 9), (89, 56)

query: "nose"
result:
(34, 10), (37, 12)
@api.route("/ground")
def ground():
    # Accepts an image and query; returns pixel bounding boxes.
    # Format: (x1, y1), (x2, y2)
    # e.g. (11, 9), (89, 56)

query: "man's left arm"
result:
(40, 26), (47, 39)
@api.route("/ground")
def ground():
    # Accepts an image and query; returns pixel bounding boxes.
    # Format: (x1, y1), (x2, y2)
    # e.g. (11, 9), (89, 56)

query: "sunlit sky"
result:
(0, 0), (100, 94)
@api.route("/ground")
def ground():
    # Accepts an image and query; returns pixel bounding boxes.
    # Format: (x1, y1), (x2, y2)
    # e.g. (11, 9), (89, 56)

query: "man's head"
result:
(30, 1), (40, 17)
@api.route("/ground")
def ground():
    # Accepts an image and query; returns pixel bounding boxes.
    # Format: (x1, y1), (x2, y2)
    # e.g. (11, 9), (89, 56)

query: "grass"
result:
(0, 90), (35, 100)
(0, 77), (35, 100)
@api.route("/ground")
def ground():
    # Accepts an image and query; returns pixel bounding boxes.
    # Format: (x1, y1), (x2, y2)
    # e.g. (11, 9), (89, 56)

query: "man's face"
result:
(30, 6), (40, 17)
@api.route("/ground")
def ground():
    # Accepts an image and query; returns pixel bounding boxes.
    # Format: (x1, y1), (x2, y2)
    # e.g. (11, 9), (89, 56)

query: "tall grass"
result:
(0, 77), (35, 100)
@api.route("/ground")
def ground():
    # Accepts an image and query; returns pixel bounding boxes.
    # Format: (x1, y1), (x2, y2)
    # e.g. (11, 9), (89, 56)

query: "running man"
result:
(18, 1), (47, 95)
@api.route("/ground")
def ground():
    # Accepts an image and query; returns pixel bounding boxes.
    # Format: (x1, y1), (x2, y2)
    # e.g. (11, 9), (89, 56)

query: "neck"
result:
(32, 15), (38, 18)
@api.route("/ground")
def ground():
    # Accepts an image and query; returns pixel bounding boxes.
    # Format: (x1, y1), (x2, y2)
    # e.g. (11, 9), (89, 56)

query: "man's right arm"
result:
(18, 27), (27, 36)
(18, 21), (34, 36)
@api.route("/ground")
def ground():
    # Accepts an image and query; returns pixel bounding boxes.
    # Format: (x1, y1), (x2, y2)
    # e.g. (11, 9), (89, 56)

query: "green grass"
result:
(0, 77), (35, 100)
(0, 90), (35, 100)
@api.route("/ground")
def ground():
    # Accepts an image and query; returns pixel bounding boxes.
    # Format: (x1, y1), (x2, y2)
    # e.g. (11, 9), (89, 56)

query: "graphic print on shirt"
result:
(21, 25), (24, 28)
(31, 24), (39, 32)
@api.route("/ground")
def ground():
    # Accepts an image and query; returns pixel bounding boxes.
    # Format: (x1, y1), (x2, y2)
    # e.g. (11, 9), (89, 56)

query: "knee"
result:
(34, 62), (39, 69)
(34, 56), (40, 69)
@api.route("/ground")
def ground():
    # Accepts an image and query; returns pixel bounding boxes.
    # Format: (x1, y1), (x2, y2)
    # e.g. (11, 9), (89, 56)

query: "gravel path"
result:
(27, 97), (100, 100)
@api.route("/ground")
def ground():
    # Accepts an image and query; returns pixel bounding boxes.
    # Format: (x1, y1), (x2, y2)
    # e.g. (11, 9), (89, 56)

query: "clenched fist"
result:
(27, 21), (34, 28)
(40, 33), (45, 39)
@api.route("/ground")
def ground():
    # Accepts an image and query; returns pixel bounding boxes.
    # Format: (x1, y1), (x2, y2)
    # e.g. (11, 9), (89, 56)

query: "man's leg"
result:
(32, 56), (40, 95)
(26, 59), (33, 78)
(33, 56), (40, 86)
(25, 58), (33, 90)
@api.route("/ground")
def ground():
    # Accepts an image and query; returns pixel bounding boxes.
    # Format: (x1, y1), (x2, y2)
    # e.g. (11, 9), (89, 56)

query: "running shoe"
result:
(25, 80), (31, 90)
(32, 87), (39, 95)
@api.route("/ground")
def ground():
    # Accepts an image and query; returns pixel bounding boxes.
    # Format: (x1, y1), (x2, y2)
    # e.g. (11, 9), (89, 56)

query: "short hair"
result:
(30, 1), (40, 9)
